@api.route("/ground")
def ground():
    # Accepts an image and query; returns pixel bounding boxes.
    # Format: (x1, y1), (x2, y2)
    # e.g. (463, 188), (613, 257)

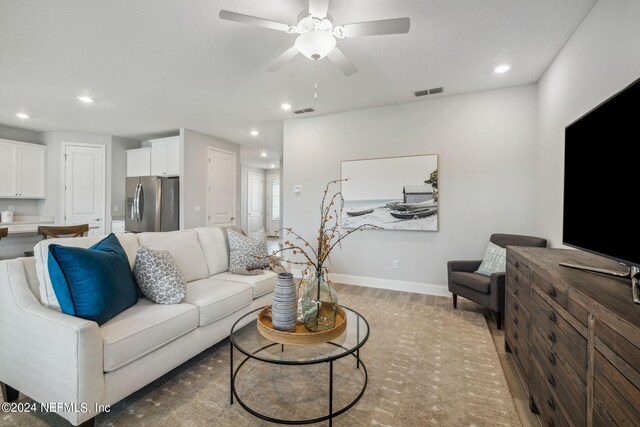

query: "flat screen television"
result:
(563, 77), (640, 268)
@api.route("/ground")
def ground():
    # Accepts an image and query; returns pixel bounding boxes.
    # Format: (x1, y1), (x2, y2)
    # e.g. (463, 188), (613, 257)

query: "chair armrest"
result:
(489, 272), (506, 313)
(0, 260), (105, 426)
(447, 260), (482, 274)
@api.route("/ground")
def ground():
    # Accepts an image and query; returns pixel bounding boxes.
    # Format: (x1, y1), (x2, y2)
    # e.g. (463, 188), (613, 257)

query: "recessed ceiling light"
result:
(494, 64), (511, 74)
(250, 130), (259, 137)
(261, 151), (267, 157)
(16, 113), (29, 119)
(270, 164), (275, 168)
(77, 96), (95, 103)
(281, 103), (292, 111)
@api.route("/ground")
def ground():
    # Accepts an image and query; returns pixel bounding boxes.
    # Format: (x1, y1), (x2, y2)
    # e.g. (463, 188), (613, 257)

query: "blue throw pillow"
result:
(48, 233), (138, 325)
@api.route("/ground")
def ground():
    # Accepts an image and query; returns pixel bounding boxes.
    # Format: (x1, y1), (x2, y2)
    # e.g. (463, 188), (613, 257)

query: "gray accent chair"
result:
(447, 233), (547, 329)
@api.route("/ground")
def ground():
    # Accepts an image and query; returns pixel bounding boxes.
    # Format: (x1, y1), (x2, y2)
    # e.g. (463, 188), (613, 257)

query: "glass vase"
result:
(300, 268), (338, 332)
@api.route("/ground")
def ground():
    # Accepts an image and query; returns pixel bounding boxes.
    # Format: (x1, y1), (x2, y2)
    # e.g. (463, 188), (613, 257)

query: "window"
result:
(271, 179), (280, 221)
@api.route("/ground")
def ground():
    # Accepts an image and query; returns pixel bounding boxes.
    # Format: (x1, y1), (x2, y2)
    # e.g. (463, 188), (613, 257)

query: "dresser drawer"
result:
(531, 328), (586, 426)
(593, 350), (640, 427)
(531, 292), (587, 382)
(506, 268), (530, 310)
(507, 252), (531, 282)
(505, 294), (530, 379)
(530, 360), (571, 427)
(532, 272), (568, 308)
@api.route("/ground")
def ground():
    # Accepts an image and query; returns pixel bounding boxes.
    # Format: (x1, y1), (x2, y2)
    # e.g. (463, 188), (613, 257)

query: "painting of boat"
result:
(346, 208), (374, 217)
(389, 208), (438, 220)
(386, 200), (437, 211)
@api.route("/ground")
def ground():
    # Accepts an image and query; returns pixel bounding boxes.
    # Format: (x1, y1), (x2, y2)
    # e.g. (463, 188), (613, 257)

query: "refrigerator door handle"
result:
(138, 183), (145, 222)
(134, 183), (141, 223)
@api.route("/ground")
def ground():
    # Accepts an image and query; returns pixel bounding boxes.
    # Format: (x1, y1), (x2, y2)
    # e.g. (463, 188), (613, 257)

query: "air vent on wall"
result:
(293, 107), (315, 114)
(414, 87), (444, 97)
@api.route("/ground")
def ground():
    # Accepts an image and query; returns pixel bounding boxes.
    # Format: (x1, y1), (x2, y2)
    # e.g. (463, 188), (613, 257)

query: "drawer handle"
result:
(547, 397), (556, 411)
(514, 331), (519, 340)
(513, 303), (519, 311)
(547, 332), (557, 343)
(514, 288), (519, 296)
(514, 317), (519, 325)
(548, 353), (556, 365)
(548, 286), (557, 298)
(515, 261), (520, 268)
(514, 275), (519, 282)
(549, 312), (557, 323)
(548, 373), (556, 387)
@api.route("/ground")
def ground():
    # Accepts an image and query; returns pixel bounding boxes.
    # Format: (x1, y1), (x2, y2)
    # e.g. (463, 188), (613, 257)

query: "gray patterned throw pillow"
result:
(228, 228), (270, 274)
(134, 247), (186, 304)
(475, 242), (507, 276)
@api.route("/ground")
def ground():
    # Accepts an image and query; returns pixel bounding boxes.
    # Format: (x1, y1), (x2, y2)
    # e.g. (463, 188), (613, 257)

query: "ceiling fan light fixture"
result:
(295, 31), (336, 60)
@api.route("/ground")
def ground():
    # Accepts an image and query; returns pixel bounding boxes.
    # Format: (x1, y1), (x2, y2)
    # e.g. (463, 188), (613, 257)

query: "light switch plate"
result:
(293, 185), (302, 195)
(194, 205), (201, 213)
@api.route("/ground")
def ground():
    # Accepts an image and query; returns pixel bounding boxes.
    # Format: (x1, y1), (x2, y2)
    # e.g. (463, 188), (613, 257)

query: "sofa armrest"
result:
(489, 272), (506, 313)
(0, 260), (105, 426)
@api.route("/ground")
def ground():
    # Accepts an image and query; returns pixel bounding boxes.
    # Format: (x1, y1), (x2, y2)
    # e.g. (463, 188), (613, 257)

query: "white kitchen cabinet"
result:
(126, 147), (151, 177)
(150, 136), (180, 176)
(0, 139), (46, 199)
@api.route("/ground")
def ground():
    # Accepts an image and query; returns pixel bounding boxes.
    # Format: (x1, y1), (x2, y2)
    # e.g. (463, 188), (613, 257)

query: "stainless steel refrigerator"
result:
(125, 176), (180, 233)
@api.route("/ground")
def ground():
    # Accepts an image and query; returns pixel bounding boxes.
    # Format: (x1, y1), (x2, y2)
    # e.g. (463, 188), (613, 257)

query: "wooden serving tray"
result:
(257, 305), (347, 345)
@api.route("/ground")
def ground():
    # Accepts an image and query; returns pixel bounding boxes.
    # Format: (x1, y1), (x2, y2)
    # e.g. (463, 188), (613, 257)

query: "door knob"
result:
(230, 217), (235, 221)
(93, 218), (101, 221)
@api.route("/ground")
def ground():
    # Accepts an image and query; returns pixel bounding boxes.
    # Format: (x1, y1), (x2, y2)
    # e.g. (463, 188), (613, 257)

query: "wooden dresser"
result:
(505, 247), (640, 427)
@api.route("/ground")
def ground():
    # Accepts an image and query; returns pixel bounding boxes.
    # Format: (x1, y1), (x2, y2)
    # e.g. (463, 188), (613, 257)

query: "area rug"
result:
(1, 293), (520, 426)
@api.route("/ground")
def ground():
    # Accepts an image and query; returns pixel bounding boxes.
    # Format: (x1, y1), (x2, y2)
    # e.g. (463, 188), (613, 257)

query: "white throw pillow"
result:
(475, 242), (506, 276)
(134, 247), (186, 304)
(228, 228), (270, 274)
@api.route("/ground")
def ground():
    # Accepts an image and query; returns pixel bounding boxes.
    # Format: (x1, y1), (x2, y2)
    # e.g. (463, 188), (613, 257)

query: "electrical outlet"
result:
(392, 260), (399, 269)
(114, 204), (120, 212)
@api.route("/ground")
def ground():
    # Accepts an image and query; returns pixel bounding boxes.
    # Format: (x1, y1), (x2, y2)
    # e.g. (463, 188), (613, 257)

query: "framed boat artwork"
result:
(341, 154), (439, 231)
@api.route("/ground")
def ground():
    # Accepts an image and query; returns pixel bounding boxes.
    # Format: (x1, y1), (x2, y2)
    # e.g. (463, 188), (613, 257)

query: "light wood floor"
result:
(332, 283), (540, 427)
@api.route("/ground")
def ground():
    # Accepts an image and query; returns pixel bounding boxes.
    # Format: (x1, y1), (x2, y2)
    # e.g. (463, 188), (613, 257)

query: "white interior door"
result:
(247, 172), (264, 233)
(207, 148), (237, 227)
(64, 144), (105, 236)
(266, 174), (281, 236)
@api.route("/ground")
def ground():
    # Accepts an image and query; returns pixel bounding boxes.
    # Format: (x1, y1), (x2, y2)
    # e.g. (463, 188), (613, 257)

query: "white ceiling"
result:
(0, 0), (595, 168)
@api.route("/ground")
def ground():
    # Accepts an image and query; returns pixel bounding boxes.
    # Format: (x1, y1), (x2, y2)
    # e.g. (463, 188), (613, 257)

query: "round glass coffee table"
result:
(229, 306), (369, 426)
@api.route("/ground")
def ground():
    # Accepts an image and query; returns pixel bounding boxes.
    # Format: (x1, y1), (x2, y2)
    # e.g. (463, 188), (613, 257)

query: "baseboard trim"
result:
(291, 269), (450, 297)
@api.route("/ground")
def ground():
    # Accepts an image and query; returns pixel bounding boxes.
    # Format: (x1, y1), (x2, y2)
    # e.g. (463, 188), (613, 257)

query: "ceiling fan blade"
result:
(219, 10), (293, 33)
(308, 0), (330, 19)
(338, 17), (410, 38)
(265, 47), (300, 72)
(327, 48), (358, 76)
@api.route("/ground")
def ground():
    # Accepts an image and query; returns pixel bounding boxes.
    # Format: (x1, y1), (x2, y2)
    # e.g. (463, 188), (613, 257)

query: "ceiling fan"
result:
(219, 0), (410, 76)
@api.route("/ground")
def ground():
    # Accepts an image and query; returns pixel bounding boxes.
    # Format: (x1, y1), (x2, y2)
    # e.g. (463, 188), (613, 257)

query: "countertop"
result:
(0, 216), (55, 235)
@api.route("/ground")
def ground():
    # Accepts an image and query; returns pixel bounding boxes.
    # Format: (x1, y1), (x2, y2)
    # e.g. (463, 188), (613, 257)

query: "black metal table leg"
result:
(230, 341), (234, 405)
(357, 319), (360, 369)
(329, 360), (334, 427)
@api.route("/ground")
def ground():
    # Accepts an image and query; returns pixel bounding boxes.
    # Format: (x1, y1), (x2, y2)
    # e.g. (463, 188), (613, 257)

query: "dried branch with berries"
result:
(271, 179), (379, 278)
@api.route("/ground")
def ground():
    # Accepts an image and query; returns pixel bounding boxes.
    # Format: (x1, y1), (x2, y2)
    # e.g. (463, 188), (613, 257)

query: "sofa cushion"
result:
(100, 299), (199, 372)
(184, 279), (252, 326)
(48, 234), (139, 325)
(138, 230), (209, 283)
(195, 227), (229, 276)
(450, 271), (491, 294)
(211, 270), (277, 299)
(35, 233), (139, 311)
(475, 242), (506, 276)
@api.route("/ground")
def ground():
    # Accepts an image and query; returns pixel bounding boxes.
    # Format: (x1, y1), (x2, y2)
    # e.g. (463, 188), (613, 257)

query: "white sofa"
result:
(0, 227), (277, 426)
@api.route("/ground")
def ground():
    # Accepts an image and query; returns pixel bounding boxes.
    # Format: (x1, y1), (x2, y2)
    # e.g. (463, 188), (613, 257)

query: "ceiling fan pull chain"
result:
(314, 60), (319, 101)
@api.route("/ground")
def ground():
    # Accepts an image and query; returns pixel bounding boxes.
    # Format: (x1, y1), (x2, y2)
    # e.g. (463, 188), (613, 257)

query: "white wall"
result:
(180, 128), (241, 229)
(111, 136), (141, 219)
(536, 0), (640, 246)
(283, 85), (538, 292)
(240, 165), (266, 232)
